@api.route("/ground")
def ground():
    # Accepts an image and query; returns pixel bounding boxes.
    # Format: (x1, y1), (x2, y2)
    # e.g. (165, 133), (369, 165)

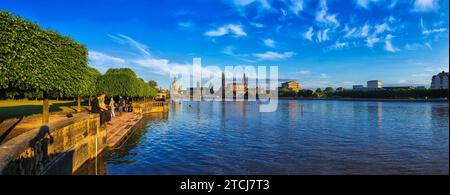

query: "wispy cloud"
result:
(88, 51), (126, 73)
(249, 22), (265, 28)
(253, 51), (296, 61)
(317, 29), (330, 42)
(404, 42), (432, 50)
(355, 0), (380, 9)
(422, 28), (448, 35)
(224, 0), (274, 16)
(222, 45), (249, 58)
(177, 21), (195, 31)
(108, 34), (151, 56)
(325, 40), (349, 51)
(374, 22), (391, 35)
(94, 34), (206, 77)
(263, 39), (276, 48)
(289, 0), (304, 15)
(204, 24), (247, 37)
(365, 36), (380, 47)
(304, 27), (314, 41)
(315, 0), (340, 28)
(384, 34), (399, 53)
(412, 0), (439, 12)
(296, 70), (311, 75)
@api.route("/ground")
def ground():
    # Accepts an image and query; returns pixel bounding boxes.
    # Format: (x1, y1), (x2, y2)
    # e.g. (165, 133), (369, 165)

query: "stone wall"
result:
(133, 101), (169, 114)
(0, 113), (106, 175)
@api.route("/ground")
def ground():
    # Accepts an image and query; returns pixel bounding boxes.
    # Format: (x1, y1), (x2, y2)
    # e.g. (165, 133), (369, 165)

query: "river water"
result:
(77, 100), (449, 175)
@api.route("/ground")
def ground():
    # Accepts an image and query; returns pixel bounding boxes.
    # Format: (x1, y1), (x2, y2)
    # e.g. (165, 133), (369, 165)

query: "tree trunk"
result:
(42, 92), (49, 126)
(77, 96), (81, 112)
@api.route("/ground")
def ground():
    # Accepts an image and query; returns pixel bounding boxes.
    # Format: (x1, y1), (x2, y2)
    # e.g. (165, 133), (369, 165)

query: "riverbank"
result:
(0, 100), (169, 175)
(278, 97), (449, 103)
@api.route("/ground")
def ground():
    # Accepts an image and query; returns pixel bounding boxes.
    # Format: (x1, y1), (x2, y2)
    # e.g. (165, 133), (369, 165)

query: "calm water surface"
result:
(79, 100), (449, 175)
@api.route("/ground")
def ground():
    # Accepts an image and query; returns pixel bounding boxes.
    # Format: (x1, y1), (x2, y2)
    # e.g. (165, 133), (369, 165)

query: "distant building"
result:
(352, 85), (365, 90)
(367, 80), (382, 89)
(336, 87), (344, 92)
(431, 71), (449, 89)
(281, 81), (300, 92)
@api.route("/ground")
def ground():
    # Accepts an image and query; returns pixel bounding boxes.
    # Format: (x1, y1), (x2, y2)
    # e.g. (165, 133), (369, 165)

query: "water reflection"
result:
(77, 100), (449, 175)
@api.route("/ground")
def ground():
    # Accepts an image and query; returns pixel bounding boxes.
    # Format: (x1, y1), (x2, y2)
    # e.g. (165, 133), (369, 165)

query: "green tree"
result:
(324, 87), (334, 97)
(148, 80), (158, 88)
(314, 88), (324, 98)
(96, 68), (157, 99)
(0, 10), (90, 124)
(298, 89), (314, 97)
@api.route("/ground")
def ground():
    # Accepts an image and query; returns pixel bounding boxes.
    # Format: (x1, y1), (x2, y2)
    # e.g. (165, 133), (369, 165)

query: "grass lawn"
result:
(0, 100), (89, 122)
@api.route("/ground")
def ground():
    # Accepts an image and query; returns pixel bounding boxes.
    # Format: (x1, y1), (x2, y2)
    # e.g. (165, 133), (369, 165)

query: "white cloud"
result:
(222, 45), (249, 57)
(88, 51), (126, 73)
(204, 24), (247, 37)
(289, 0), (304, 15)
(297, 70), (311, 75)
(89, 51), (125, 64)
(263, 39), (276, 48)
(326, 40), (349, 51)
(304, 27), (314, 41)
(384, 34), (399, 52)
(374, 22), (391, 34)
(224, 0), (274, 16)
(365, 36), (380, 47)
(422, 28), (448, 35)
(344, 26), (357, 38)
(320, 73), (328, 79)
(413, 0), (439, 12)
(355, 0), (380, 9)
(315, 0), (340, 28)
(250, 22), (265, 28)
(177, 21), (195, 31)
(317, 28), (330, 42)
(342, 23), (370, 39)
(108, 34), (151, 56)
(97, 34), (206, 77)
(404, 42), (433, 50)
(361, 24), (370, 37)
(253, 51), (296, 61)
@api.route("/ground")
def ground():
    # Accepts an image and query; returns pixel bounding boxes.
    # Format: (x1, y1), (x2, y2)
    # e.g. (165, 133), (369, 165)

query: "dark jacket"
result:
(91, 97), (101, 113)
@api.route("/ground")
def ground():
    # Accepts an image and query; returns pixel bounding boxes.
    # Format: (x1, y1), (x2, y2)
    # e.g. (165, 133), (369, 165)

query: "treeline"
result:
(279, 87), (449, 99)
(0, 10), (158, 100)
(0, 10), (158, 124)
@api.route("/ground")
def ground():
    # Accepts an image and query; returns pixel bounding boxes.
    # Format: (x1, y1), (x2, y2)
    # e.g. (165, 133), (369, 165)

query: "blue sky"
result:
(1, 0), (449, 89)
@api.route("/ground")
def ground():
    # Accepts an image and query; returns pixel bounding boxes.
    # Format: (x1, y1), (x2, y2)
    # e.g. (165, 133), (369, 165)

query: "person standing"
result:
(118, 96), (124, 114)
(125, 97), (130, 112)
(109, 97), (116, 117)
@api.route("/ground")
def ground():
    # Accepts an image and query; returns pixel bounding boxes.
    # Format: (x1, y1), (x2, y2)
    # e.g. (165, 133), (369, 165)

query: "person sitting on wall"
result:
(91, 92), (111, 125)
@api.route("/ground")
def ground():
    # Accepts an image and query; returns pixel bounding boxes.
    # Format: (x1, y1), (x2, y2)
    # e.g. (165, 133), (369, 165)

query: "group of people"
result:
(91, 92), (133, 125)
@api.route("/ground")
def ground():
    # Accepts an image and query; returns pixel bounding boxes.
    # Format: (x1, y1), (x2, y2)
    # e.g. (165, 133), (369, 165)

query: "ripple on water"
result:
(103, 101), (449, 175)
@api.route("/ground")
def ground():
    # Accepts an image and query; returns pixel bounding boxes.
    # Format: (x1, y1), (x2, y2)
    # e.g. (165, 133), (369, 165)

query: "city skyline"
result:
(1, 0), (448, 89)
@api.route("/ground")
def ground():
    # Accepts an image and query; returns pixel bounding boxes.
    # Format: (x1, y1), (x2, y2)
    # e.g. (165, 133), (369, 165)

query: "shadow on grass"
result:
(0, 101), (87, 122)
(0, 117), (23, 144)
